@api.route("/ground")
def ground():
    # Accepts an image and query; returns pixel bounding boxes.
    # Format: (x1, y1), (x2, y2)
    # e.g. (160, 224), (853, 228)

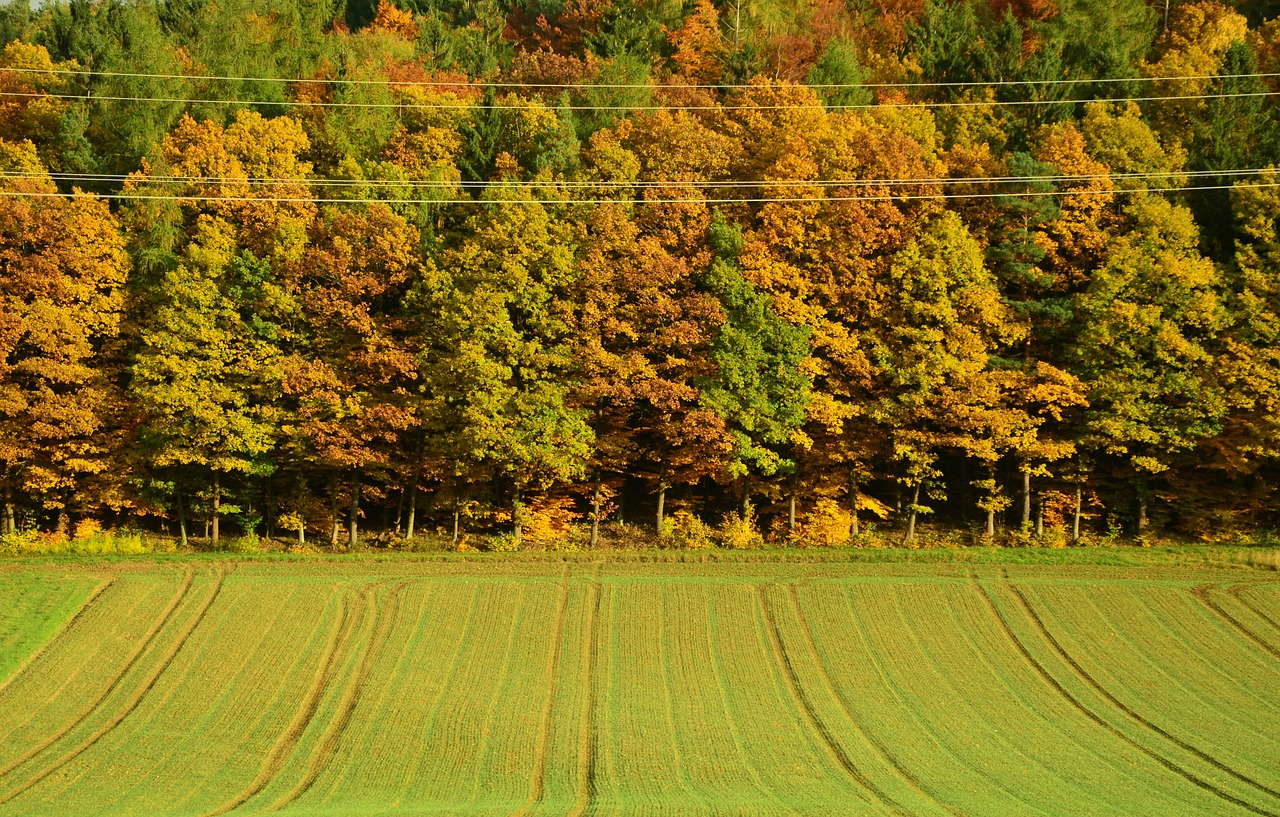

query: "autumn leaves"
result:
(2, 0), (1280, 543)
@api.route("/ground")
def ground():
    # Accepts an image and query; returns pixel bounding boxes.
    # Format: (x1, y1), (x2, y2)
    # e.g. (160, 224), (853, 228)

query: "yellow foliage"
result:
(857, 492), (892, 520)
(1144, 2), (1250, 143)
(800, 499), (855, 547)
(285, 542), (320, 555)
(719, 505), (763, 549)
(276, 512), (304, 532)
(73, 518), (102, 541)
(0, 138), (46, 176)
(668, 511), (715, 549)
(1033, 122), (1115, 279)
(0, 42), (71, 148)
(524, 496), (580, 543)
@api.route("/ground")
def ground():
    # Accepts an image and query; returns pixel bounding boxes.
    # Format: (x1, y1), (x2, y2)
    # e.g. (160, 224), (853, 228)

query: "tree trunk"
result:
(512, 485), (523, 546)
(406, 481), (417, 541)
(740, 472), (752, 519)
(330, 473), (340, 547)
(1072, 484), (1082, 543)
(1035, 497), (1044, 538)
(2, 466), (13, 536)
(264, 478), (274, 539)
(590, 470), (602, 549)
(848, 470), (860, 538)
(451, 498), (460, 546)
(1137, 495), (1148, 533)
(905, 482), (921, 544)
(1021, 467), (1031, 527)
(212, 474), (221, 549)
(787, 472), (797, 539)
(176, 491), (188, 549)
(348, 472), (360, 548)
(296, 479), (306, 546)
(394, 487), (405, 536)
(985, 465), (996, 538)
(656, 460), (667, 536)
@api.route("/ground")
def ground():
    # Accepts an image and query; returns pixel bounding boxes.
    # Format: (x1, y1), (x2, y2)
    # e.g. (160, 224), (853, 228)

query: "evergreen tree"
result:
(1185, 41), (1279, 260)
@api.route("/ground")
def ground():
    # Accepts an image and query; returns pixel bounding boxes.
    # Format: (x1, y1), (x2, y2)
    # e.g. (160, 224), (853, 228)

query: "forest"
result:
(2, 0), (1280, 549)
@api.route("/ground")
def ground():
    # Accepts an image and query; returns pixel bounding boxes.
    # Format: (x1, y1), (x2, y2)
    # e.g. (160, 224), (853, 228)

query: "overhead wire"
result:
(3, 65), (1270, 201)
(0, 167), (1270, 189)
(0, 180), (1274, 205)
(4, 64), (1280, 90)
(2, 88), (1276, 111)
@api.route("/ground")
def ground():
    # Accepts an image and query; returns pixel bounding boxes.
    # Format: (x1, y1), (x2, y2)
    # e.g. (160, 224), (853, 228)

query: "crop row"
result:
(0, 566), (1274, 815)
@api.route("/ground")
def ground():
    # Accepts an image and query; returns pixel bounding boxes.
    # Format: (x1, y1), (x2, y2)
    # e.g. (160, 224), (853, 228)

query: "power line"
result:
(2, 181), (1274, 205)
(2, 167), (1267, 189)
(2, 88), (1277, 112)
(5, 64), (1278, 90)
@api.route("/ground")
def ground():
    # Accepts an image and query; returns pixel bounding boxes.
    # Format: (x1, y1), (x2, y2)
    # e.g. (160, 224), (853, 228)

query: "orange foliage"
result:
(666, 0), (724, 84)
(370, 0), (419, 40)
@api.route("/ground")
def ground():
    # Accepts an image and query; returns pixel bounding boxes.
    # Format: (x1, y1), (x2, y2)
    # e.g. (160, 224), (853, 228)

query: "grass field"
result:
(0, 555), (1277, 815)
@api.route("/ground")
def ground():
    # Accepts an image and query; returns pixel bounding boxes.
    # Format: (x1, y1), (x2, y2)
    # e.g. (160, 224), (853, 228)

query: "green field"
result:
(0, 557), (1277, 816)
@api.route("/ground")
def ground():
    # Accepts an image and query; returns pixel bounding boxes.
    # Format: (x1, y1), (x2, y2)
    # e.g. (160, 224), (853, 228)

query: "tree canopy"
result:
(2, 0), (1280, 545)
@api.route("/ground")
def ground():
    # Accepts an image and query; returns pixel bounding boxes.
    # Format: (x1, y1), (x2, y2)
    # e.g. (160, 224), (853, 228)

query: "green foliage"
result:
(6, 0), (1280, 544)
(1042, 0), (1154, 98)
(1071, 195), (1229, 476)
(987, 152), (1059, 304)
(131, 221), (281, 480)
(415, 197), (593, 497)
(909, 1), (1024, 92)
(1185, 41), (1280, 260)
(700, 212), (811, 480)
(806, 38), (872, 108)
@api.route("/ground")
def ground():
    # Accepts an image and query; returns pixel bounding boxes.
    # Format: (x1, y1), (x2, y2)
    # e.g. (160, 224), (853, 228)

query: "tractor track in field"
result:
(941, 585), (1173, 812)
(0, 576), (116, 699)
(891, 585), (1059, 816)
(0, 567), (227, 806)
(788, 583), (963, 817)
(655, 585), (714, 812)
(511, 566), (571, 817)
(200, 582), (374, 817)
(568, 566), (603, 817)
(1190, 585), (1280, 662)
(0, 567), (195, 782)
(703, 591), (799, 817)
(1230, 586), (1280, 636)
(1005, 574), (1280, 804)
(757, 583), (910, 817)
(972, 570), (1280, 817)
(265, 581), (410, 812)
(387, 586), (480, 810)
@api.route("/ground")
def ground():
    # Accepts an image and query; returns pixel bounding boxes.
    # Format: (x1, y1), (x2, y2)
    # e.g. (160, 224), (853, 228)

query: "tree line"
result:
(2, 0), (1280, 547)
